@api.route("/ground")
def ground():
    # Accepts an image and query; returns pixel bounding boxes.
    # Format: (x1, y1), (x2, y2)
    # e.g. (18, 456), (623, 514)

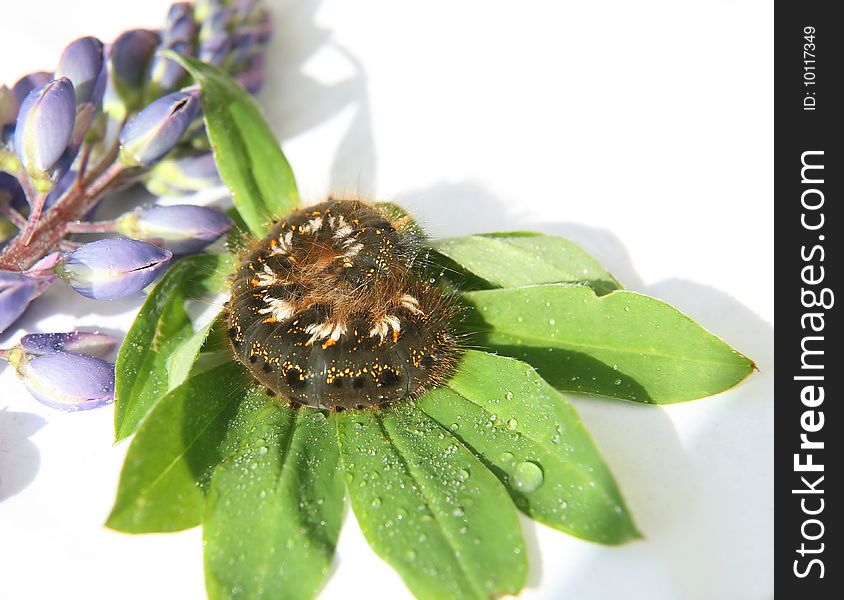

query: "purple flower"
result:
(55, 36), (106, 106)
(145, 152), (221, 196)
(0, 271), (54, 333)
(1, 85), (17, 130)
(14, 78), (77, 186)
(56, 238), (173, 300)
(118, 91), (200, 168)
(0, 171), (26, 211)
(19, 331), (118, 358)
(199, 33), (232, 66)
(147, 3), (197, 95)
(13, 351), (115, 411)
(116, 204), (232, 254)
(164, 3), (196, 44)
(109, 29), (161, 110)
(11, 71), (52, 105)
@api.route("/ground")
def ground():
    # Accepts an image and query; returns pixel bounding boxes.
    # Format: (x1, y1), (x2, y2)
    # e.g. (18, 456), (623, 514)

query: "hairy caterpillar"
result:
(225, 198), (459, 410)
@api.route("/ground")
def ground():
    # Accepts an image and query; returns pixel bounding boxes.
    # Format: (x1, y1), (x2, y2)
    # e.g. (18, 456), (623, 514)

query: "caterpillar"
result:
(225, 198), (459, 410)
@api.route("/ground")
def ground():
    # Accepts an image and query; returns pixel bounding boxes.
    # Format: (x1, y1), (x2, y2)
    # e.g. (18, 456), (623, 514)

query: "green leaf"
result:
(107, 362), (264, 533)
(460, 284), (754, 404)
(337, 405), (527, 600)
(168, 52), (299, 236)
(204, 409), (345, 600)
(418, 350), (639, 544)
(114, 253), (235, 442)
(431, 233), (622, 294)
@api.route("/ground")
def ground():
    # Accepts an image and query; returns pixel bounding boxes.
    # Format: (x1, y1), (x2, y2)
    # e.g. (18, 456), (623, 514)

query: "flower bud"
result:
(144, 152), (220, 196)
(14, 78), (77, 188)
(235, 55), (265, 94)
(164, 3), (197, 44)
(56, 238), (173, 300)
(1, 85), (17, 130)
(147, 43), (192, 97)
(56, 37), (106, 106)
(0, 171), (26, 211)
(116, 204), (232, 254)
(0, 271), (54, 333)
(12, 71), (51, 105)
(9, 351), (115, 411)
(109, 29), (160, 112)
(198, 33), (232, 66)
(19, 331), (118, 357)
(118, 91), (200, 167)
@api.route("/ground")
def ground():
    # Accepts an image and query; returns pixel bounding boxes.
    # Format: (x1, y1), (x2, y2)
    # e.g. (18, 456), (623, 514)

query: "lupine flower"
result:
(144, 152), (221, 196)
(118, 91), (200, 168)
(56, 238), (172, 300)
(11, 71), (51, 105)
(0, 171), (26, 210)
(9, 350), (115, 411)
(199, 33), (232, 66)
(109, 29), (161, 111)
(116, 204), (233, 254)
(19, 330), (118, 357)
(147, 3), (197, 95)
(0, 85), (17, 131)
(14, 78), (77, 189)
(55, 37), (106, 106)
(0, 270), (54, 333)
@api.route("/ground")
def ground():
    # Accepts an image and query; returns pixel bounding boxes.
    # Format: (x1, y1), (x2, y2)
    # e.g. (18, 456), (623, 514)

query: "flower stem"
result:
(64, 220), (119, 234)
(0, 163), (125, 271)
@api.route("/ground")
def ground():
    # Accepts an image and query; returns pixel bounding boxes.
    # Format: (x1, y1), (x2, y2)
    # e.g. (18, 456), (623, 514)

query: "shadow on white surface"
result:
(0, 409), (45, 502)
(261, 0), (377, 196)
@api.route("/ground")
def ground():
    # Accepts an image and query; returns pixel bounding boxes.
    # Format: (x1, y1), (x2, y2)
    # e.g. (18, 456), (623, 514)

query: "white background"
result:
(0, 1), (773, 599)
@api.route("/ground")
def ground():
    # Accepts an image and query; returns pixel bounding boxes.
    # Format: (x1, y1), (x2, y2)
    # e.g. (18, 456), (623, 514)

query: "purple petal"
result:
(163, 3), (197, 45)
(0, 271), (38, 333)
(19, 352), (115, 411)
(55, 37), (105, 105)
(58, 238), (173, 300)
(109, 29), (160, 109)
(118, 91), (200, 167)
(117, 204), (232, 254)
(11, 71), (52, 105)
(14, 78), (77, 177)
(0, 172), (27, 212)
(20, 331), (119, 358)
(144, 152), (221, 196)
(1, 85), (17, 128)
(198, 33), (232, 66)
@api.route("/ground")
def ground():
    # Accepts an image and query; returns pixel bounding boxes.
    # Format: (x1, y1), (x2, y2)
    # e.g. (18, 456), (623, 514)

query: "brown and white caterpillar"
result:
(225, 198), (459, 410)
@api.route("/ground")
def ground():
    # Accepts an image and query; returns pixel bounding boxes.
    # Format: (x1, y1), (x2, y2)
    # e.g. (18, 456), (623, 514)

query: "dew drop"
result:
(499, 452), (515, 465)
(511, 461), (544, 492)
(507, 418), (518, 430)
(371, 497), (382, 508)
(450, 423), (460, 432)
(457, 468), (470, 481)
(505, 391), (514, 401)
